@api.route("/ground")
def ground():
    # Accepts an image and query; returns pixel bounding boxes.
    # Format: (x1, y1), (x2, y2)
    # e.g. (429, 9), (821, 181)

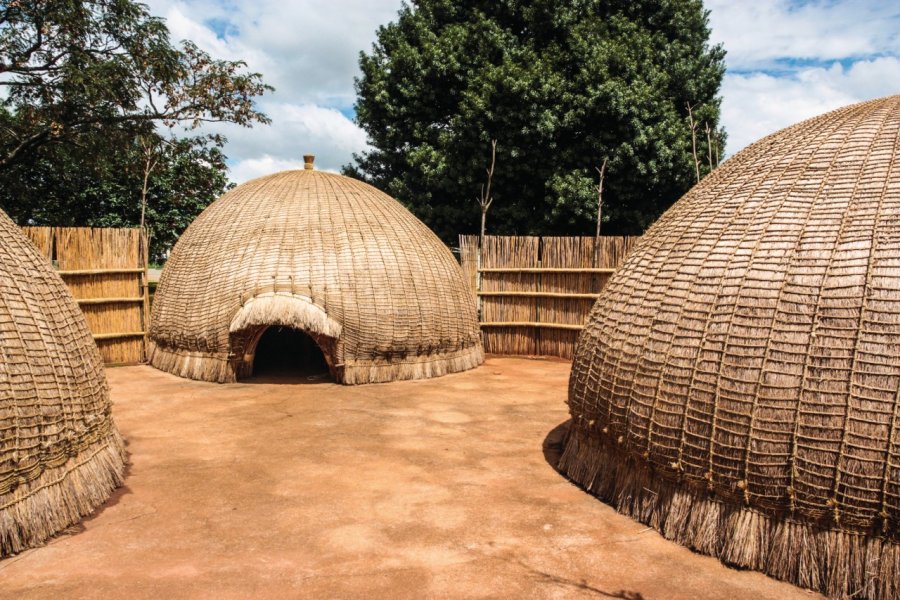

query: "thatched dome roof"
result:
(148, 164), (483, 384)
(0, 210), (125, 556)
(561, 96), (900, 599)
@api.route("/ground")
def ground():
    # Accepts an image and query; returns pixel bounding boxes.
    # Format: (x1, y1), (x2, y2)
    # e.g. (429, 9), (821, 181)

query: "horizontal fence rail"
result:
(23, 226), (150, 365)
(459, 235), (640, 359)
(57, 268), (147, 276)
(75, 297), (145, 305)
(478, 267), (617, 274)
(477, 291), (603, 299)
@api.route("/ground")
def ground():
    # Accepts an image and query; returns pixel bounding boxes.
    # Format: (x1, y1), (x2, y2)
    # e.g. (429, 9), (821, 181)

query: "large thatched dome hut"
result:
(561, 96), (900, 599)
(0, 210), (125, 556)
(149, 157), (483, 384)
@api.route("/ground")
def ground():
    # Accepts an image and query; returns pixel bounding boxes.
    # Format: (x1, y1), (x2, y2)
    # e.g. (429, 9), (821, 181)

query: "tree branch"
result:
(477, 139), (497, 243)
(686, 102), (701, 183)
(596, 157), (608, 237)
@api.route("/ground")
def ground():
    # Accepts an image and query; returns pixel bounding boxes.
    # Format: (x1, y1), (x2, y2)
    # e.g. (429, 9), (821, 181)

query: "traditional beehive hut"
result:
(561, 96), (900, 599)
(148, 156), (483, 384)
(0, 209), (125, 556)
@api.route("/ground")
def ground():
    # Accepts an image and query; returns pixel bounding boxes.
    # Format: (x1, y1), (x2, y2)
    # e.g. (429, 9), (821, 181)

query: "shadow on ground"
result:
(542, 418), (571, 472)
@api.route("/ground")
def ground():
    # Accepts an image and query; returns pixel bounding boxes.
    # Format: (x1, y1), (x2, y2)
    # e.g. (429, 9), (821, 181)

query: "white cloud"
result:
(211, 103), (370, 174)
(722, 57), (900, 152)
(227, 155), (306, 183)
(143, 0), (401, 182)
(139, 1), (899, 179)
(705, 1), (900, 155)
(707, 0), (900, 71)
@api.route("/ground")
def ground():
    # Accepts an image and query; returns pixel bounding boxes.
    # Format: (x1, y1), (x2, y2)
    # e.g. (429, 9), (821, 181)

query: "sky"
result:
(144, 0), (900, 183)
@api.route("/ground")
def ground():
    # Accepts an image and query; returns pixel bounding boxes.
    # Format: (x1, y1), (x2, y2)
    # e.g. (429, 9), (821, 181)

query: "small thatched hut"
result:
(0, 210), (125, 556)
(561, 96), (900, 599)
(148, 157), (483, 384)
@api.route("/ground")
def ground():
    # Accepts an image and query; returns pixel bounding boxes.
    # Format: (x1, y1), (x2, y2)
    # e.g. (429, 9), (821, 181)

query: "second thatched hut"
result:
(149, 157), (483, 384)
(561, 96), (900, 600)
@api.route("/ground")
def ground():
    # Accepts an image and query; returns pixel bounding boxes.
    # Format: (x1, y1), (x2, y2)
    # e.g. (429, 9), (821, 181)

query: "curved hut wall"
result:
(148, 165), (483, 385)
(561, 95), (900, 600)
(0, 210), (126, 556)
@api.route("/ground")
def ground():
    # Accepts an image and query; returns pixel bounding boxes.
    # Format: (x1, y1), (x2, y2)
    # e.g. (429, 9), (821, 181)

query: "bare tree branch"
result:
(476, 138), (497, 246)
(686, 102), (700, 183)
(596, 157), (608, 237)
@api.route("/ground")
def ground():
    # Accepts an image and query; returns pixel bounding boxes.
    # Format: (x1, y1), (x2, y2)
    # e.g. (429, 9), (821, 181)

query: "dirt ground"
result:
(0, 357), (819, 599)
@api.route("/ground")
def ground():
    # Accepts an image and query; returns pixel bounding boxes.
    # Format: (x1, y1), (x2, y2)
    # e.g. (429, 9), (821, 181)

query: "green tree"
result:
(0, 0), (270, 169)
(0, 131), (231, 259)
(347, 0), (726, 242)
(0, 0), (271, 255)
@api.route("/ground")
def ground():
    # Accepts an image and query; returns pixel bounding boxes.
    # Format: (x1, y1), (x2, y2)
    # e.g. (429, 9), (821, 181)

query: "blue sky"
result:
(144, 0), (900, 182)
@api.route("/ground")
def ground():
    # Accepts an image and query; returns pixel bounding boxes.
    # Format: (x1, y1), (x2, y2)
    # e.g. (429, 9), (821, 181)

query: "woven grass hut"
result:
(561, 96), (900, 599)
(148, 157), (483, 384)
(0, 209), (125, 556)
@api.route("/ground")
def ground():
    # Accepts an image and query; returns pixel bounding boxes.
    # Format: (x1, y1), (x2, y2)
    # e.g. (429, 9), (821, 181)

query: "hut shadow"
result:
(542, 419), (572, 473)
(59, 442), (135, 537)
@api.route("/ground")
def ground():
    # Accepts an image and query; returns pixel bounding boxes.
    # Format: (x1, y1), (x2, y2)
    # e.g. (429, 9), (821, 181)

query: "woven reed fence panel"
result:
(22, 227), (149, 365)
(459, 235), (640, 358)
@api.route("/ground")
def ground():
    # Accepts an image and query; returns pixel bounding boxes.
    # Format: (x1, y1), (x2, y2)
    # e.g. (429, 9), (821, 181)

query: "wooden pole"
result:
(478, 267), (616, 274)
(477, 291), (602, 299)
(687, 102), (701, 183)
(596, 158), (608, 237)
(140, 228), (151, 362)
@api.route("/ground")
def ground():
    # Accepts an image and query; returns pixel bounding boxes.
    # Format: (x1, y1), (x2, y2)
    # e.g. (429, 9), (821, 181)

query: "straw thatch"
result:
(0, 209), (125, 556)
(560, 95), (900, 599)
(458, 235), (640, 358)
(148, 162), (483, 384)
(23, 227), (149, 365)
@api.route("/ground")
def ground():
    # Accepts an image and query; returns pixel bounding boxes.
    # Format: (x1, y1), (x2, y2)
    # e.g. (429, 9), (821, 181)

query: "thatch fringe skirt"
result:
(148, 339), (484, 385)
(559, 425), (900, 600)
(0, 428), (126, 556)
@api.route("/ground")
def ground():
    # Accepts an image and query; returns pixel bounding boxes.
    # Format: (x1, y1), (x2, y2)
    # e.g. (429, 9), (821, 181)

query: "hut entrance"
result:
(253, 326), (329, 378)
(240, 326), (334, 382)
(228, 294), (343, 383)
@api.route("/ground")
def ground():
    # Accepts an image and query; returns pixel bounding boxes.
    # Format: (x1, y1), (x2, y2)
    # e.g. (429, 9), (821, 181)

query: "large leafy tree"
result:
(347, 0), (726, 241)
(0, 131), (230, 259)
(0, 0), (270, 167)
(0, 0), (271, 253)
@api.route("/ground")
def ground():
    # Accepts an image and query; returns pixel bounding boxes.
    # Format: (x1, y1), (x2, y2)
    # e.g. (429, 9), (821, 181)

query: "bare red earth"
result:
(0, 357), (819, 599)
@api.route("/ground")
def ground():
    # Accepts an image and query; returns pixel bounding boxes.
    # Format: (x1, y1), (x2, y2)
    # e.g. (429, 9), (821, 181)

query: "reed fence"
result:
(459, 235), (640, 358)
(23, 227), (150, 365)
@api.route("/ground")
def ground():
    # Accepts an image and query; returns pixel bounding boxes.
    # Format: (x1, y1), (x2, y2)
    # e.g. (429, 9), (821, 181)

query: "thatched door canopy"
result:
(561, 96), (900, 599)
(0, 210), (125, 556)
(148, 162), (483, 384)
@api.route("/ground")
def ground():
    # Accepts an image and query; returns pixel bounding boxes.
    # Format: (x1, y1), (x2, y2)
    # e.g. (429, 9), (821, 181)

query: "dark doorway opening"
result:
(250, 326), (331, 382)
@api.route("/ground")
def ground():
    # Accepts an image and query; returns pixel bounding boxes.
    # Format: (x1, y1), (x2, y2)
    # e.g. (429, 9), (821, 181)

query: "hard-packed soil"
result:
(0, 357), (819, 599)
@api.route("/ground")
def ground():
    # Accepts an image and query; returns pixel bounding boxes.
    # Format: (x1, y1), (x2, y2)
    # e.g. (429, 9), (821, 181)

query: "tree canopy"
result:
(347, 0), (726, 242)
(0, 0), (271, 253)
(0, 130), (230, 259)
